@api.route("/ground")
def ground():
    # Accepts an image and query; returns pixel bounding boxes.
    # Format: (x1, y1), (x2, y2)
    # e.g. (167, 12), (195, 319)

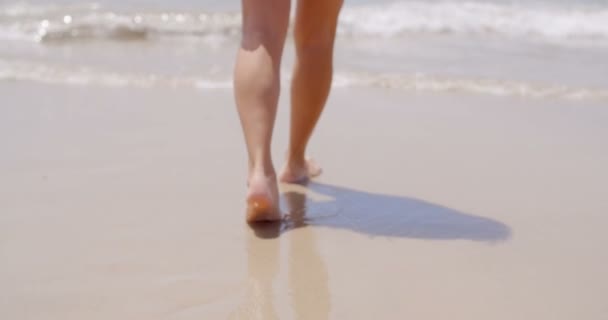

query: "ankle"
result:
(285, 151), (306, 168)
(249, 162), (276, 180)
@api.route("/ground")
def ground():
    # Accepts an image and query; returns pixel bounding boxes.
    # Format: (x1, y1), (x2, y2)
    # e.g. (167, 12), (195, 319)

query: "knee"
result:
(240, 0), (289, 49)
(294, 27), (336, 58)
(294, 33), (336, 72)
(241, 26), (283, 52)
(294, 0), (343, 56)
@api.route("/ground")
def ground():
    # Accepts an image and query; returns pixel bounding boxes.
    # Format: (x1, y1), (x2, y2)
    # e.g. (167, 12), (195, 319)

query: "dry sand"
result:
(1, 83), (607, 319)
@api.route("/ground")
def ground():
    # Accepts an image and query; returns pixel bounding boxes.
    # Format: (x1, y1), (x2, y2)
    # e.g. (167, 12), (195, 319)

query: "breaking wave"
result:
(2, 59), (607, 101)
(1, 1), (608, 43)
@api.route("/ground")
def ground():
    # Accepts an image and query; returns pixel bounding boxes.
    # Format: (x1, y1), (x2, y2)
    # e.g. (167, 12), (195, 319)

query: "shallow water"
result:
(1, 0), (607, 99)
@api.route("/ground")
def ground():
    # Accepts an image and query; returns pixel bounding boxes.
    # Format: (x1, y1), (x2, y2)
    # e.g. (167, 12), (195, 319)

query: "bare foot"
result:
(279, 158), (322, 184)
(246, 173), (281, 222)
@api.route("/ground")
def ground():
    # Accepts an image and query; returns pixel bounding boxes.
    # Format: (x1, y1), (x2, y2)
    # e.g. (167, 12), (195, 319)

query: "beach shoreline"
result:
(2, 82), (607, 319)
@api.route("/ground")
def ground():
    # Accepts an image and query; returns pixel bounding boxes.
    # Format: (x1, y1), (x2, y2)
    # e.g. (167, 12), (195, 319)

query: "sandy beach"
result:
(1, 81), (607, 319)
(2, 0), (608, 317)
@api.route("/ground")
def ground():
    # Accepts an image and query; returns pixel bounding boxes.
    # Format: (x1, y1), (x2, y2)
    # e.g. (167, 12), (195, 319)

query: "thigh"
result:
(294, 0), (343, 47)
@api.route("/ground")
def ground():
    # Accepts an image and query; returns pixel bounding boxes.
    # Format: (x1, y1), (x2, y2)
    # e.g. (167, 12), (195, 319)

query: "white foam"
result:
(0, 4), (242, 43)
(0, 2), (100, 18)
(2, 2), (608, 43)
(2, 59), (607, 101)
(0, 59), (231, 88)
(339, 1), (608, 41)
(337, 72), (608, 100)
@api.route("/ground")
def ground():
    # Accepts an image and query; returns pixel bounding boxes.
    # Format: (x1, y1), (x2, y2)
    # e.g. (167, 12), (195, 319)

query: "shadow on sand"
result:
(255, 182), (511, 242)
(233, 182), (511, 319)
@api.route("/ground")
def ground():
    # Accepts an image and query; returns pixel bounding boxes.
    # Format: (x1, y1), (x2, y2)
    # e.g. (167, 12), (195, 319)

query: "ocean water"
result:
(1, 0), (608, 100)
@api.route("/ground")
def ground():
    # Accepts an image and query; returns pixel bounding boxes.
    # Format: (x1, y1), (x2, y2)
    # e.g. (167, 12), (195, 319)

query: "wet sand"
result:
(1, 83), (607, 319)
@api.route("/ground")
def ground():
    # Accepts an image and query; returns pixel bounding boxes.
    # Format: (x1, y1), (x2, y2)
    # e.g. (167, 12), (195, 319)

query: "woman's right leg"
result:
(234, 0), (290, 222)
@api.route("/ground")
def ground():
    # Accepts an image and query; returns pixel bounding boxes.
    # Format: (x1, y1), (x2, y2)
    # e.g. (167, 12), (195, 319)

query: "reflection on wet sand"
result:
(285, 189), (331, 320)
(230, 222), (281, 320)
(232, 182), (511, 318)
(231, 187), (331, 320)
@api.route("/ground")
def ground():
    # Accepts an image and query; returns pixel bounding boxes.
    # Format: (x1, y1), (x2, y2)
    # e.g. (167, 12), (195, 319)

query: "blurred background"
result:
(1, 0), (607, 99)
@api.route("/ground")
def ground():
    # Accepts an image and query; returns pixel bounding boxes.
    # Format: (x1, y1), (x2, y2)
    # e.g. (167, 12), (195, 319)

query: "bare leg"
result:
(280, 0), (343, 183)
(234, 0), (290, 222)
